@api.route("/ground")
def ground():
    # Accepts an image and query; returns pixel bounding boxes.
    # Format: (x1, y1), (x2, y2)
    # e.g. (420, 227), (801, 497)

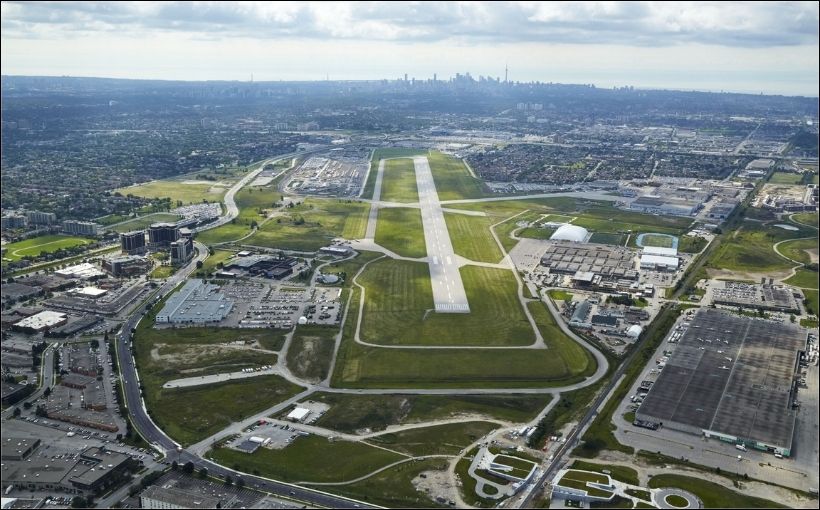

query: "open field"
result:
(333, 288), (594, 388)
(368, 421), (499, 456)
(320, 250), (384, 287)
(197, 249), (236, 276)
(2, 235), (94, 262)
(784, 268), (819, 289)
(709, 221), (815, 273)
(150, 375), (299, 446)
(769, 172), (804, 184)
(792, 212), (819, 228)
(117, 179), (228, 205)
(208, 435), (403, 483)
(518, 226), (556, 240)
(285, 324), (337, 382)
(310, 393), (552, 433)
(444, 213), (503, 263)
(306, 457), (446, 508)
(569, 460), (639, 485)
(195, 186), (281, 245)
(247, 199), (370, 252)
(358, 260), (533, 346)
(803, 289), (819, 316)
(363, 148), (430, 199)
(427, 151), (486, 201)
(374, 207), (427, 258)
(107, 213), (182, 233)
(647, 474), (786, 508)
(779, 237), (817, 264)
(380, 158), (419, 203)
(149, 265), (176, 279)
(588, 232), (626, 246)
(678, 235), (709, 253)
(456, 447), (500, 508)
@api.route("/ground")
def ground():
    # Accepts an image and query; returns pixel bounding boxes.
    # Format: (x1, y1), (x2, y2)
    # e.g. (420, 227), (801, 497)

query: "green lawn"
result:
(285, 324), (337, 383)
(149, 265), (177, 279)
(779, 237), (817, 264)
(570, 461), (639, 485)
(307, 458), (446, 508)
(381, 158), (419, 203)
(107, 213), (182, 233)
(195, 186), (281, 245)
(792, 212), (819, 228)
(363, 148), (430, 199)
(784, 268), (819, 289)
(710, 222), (814, 273)
(333, 287), (594, 388)
(518, 227), (556, 240)
(320, 250), (384, 287)
(678, 235), (709, 254)
(310, 393), (552, 433)
(196, 249), (236, 277)
(427, 151), (486, 201)
(358, 260), (534, 346)
(548, 289), (573, 301)
(208, 435), (403, 483)
(117, 179), (227, 205)
(647, 474), (786, 508)
(444, 213), (504, 263)
(588, 232), (626, 246)
(639, 234), (677, 248)
(803, 289), (819, 316)
(3, 235), (94, 262)
(247, 199), (370, 251)
(769, 172), (803, 184)
(368, 421), (499, 456)
(374, 207), (427, 258)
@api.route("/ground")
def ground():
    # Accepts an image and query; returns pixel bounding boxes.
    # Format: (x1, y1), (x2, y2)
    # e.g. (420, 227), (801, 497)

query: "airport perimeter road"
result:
(413, 156), (470, 313)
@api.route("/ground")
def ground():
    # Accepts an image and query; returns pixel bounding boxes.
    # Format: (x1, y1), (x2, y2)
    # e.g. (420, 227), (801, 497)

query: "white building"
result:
(287, 407), (311, 422)
(550, 224), (590, 243)
(639, 254), (679, 271)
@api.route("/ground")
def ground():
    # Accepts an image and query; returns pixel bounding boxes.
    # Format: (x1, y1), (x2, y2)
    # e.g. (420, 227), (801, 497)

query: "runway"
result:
(413, 156), (470, 313)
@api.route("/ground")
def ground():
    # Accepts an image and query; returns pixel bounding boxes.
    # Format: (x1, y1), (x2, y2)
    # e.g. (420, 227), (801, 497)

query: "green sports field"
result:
(374, 207), (427, 258)
(769, 172), (803, 184)
(380, 158), (419, 203)
(3, 235), (94, 262)
(358, 259), (534, 346)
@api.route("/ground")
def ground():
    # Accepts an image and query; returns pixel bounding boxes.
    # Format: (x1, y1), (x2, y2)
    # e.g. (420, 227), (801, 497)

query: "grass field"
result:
(380, 158), (419, 203)
(784, 268), (819, 289)
(195, 186), (281, 245)
(333, 287), (594, 388)
(208, 435), (402, 483)
(569, 460), (639, 485)
(310, 393), (552, 433)
(374, 207), (427, 258)
(678, 235), (709, 254)
(779, 237), (818, 264)
(769, 172), (803, 184)
(2, 235), (94, 262)
(321, 250), (384, 287)
(367, 421), (499, 456)
(443, 213), (503, 263)
(518, 227), (556, 240)
(647, 474), (785, 508)
(149, 265), (177, 279)
(427, 151), (486, 201)
(792, 212), (819, 228)
(588, 232), (626, 246)
(196, 249), (236, 277)
(358, 260), (534, 346)
(246, 199), (370, 251)
(285, 324), (337, 382)
(306, 457), (445, 508)
(638, 233), (676, 248)
(709, 222), (815, 273)
(363, 148), (430, 199)
(117, 179), (228, 205)
(107, 213), (182, 233)
(803, 289), (819, 316)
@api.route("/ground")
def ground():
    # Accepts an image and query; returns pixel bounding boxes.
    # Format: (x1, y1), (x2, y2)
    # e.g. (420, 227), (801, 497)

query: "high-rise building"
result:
(1, 215), (27, 229)
(170, 237), (194, 265)
(26, 211), (57, 225)
(62, 220), (99, 236)
(119, 230), (146, 254)
(147, 223), (179, 249)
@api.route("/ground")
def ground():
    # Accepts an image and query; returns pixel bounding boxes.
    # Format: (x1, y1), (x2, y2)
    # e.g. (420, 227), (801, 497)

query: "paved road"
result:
(414, 156), (470, 313)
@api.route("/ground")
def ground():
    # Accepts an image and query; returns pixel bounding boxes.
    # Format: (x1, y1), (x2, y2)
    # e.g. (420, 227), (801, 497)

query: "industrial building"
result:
(155, 279), (234, 325)
(139, 472), (265, 509)
(102, 254), (152, 277)
(636, 308), (806, 456)
(540, 242), (638, 281)
(711, 281), (801, 313)
(708, 201), (738, 221)
(147, 222), (180, 248)
(13, 310), (68, 332)
(119, 230), (146, 254)
(225, 254), (298, 279)
(62, 220), (99, 236)
(549, 224), (590, 243)
(55, 262), (106, 280)
(629, 196), (701, 216)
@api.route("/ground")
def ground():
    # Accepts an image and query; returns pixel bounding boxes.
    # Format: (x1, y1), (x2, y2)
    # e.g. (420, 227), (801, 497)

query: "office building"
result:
(147, 222), (179, 248)
(170, 237), (194, 264)
(62, 220), (99, 236)
(120, 230), (146, 254)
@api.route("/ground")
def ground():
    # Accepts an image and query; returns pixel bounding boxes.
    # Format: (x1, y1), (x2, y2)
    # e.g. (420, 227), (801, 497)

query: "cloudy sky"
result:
(2, 1), (818, 96)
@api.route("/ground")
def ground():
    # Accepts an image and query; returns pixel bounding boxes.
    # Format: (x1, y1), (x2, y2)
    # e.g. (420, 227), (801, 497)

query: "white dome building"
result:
(550, 224), (590, 243)
(627, 325), (643, 339)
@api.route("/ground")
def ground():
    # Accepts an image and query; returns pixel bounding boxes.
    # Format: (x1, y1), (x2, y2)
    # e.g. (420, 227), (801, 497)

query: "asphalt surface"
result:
(413, 156), (470, 313)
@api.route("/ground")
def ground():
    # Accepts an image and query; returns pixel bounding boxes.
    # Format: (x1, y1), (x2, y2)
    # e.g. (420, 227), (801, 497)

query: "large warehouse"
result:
(636, 308), (806, 456)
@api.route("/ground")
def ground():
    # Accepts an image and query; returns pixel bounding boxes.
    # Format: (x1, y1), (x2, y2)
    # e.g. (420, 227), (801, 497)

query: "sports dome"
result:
(550, 224), (590, 243)
(627, 325), (643, 338)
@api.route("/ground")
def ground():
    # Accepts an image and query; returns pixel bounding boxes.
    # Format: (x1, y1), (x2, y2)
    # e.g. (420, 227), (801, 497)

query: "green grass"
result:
(791, 212), (819, 228)
(624, 488), (652, 501)
(558, 475), (612, 498)
(569, 461), (639, 486)
(678, 235), (709, 254)
(196, 249), (236, 277)
(710, 222), (814, 273)
(310, 393), (552, 433)
(149, 265), (176, 279)
(518, 227), (556, 240)
(380, 158), (419, 203)
(647, 474), (786, 508)
(3, 235), (94, 261)
(779, 237), (817, 264)
(803, 289), (819, 316)
(363, 148), (430, 199)
(208, 435), (403, 483)
(368, 421), (499, 456)
(285, 324), (337, 382)
(117, 179), (227, 205)
(107, 213), (182, 233)
(307, 457), (446, 508)
(320, 250), (384, 287)
(562, 470), (610, 484)
(333, 287), (594, 388)
(664, 494), (689, 508)
(444, 213), (503, 263)
(588, 232), (626, 246)
(358, 260), (534, 346)
(247, 199), (370, 251)
(195, 186), (281, 245)
(455, 447), (499, 508)
(769, 172), (803, 184)
(784, 268), (819, 289)
(427, 151), (486, 201)
(548, 289), (573, 301)
(638, 234), (676, 248)
(374, 207), (427, 258)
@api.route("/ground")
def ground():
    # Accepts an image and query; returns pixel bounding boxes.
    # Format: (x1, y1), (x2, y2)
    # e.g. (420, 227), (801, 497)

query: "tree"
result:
(182, 461), (195, 474)
(196, 260), (204, 269)
(171, 460), (178, 471)
(43, 387), (52, 398)
(70, 496), (87, 508)
(236, 477), (245, 488)
(224, 474), (233, 486)
(198, 467), (209, 479)
(13, 407), (21, 418)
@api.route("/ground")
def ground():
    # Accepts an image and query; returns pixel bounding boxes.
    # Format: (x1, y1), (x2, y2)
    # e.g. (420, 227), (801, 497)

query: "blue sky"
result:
(2, 1), (818, 96)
